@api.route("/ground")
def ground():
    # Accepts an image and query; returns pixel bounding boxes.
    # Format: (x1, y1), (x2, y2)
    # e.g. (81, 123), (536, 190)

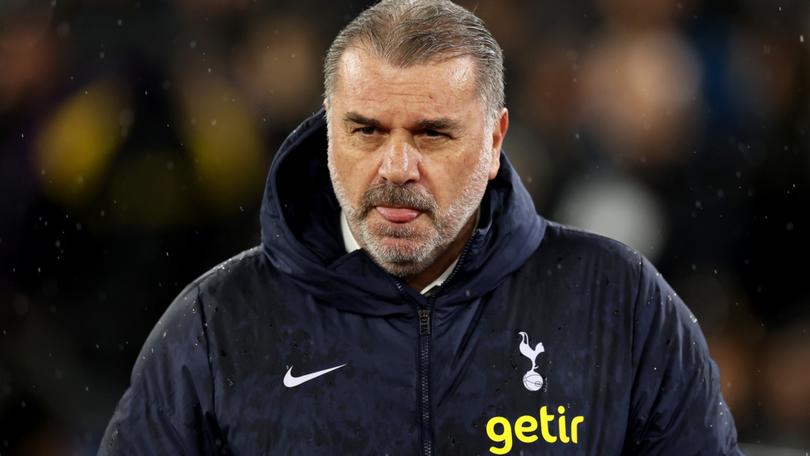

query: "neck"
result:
(406, 214), (476, 291)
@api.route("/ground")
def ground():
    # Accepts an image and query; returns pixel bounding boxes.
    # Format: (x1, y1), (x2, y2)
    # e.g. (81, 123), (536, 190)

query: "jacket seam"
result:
(192, 282), (218, 429)
(620, 254), (646, 455)
(629, 254), (644, 371)
(153, 402), (194, 456)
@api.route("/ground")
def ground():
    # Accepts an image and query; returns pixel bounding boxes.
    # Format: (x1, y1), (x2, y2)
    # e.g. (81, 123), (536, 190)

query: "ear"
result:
(488, 108), (509, 180)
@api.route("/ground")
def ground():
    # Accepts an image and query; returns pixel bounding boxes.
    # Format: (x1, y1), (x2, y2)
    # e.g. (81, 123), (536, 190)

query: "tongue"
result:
(376, 206), (421, 223)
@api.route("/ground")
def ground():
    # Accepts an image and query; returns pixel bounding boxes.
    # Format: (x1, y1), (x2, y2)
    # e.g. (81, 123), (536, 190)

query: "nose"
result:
(378, 131), (420, 185)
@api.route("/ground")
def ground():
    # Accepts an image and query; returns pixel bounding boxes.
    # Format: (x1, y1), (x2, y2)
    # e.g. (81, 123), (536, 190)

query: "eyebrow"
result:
(344, 111), (460, 132)
(415, 118), (459, 132)
(344, 112), (381, 128)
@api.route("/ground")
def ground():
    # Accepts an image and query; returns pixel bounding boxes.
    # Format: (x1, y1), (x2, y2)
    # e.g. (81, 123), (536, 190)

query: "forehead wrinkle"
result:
(332, 48), (481, 125)
(338, 47), (474, 92)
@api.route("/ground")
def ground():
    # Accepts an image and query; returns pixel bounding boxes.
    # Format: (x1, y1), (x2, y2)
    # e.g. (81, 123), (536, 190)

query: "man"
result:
(100, 1), (742, 454)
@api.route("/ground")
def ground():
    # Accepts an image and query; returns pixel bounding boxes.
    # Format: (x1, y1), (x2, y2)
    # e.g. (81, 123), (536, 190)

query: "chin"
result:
(374, 255), (434, 278)
(377, 261), (424, 278)
(363, 234), (442, 276)
(376, 235), (423, 252)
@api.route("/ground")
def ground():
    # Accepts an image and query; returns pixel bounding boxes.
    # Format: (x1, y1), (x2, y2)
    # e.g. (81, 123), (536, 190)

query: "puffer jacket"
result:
(100, 109), (741, 455)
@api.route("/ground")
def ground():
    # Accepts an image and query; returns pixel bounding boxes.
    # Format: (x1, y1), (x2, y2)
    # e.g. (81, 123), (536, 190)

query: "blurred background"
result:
(1, 0), (809, 454)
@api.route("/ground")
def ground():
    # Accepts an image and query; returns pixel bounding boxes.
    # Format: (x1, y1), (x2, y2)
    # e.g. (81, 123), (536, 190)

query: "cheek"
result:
(329, 141), (380, 201)
(425, 143), (488, 202)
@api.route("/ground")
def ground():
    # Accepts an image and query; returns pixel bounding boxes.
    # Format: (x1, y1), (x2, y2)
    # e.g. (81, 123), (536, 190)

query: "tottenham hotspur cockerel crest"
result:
(518, 331), (545, 391)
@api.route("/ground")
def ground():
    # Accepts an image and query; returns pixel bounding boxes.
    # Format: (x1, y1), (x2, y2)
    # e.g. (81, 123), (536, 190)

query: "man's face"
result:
(326, 47), (505, 277)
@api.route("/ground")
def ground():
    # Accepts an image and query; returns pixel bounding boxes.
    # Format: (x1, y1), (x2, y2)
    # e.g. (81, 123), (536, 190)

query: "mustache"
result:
(359, 181), (437, 216)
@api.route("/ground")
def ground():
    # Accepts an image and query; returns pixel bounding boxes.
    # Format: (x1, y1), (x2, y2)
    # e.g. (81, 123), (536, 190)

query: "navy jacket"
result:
(100, 110), (742, 455)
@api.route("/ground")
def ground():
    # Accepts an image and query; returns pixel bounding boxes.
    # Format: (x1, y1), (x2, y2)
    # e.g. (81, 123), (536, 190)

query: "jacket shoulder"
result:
(531, 220), (644, 273)
(510, 221), (647, 321)
(190, 245), (274, 296)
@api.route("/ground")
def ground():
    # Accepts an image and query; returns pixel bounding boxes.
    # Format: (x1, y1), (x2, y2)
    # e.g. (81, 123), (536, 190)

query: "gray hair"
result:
(323, 0), (505, 123)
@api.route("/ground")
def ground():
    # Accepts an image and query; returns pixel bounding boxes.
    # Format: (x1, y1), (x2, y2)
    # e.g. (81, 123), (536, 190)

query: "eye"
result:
(355, 126), (377, 135)
(421, 129), (451, 140)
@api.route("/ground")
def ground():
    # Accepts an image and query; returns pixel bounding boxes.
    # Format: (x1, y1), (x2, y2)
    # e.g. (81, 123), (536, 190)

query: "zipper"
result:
(418, 307), (432, 456)
(441, 233), (475, 288)
(392, 231), (478, 456)
(392, 280), (435, 456)
(418, 308), (431, 336)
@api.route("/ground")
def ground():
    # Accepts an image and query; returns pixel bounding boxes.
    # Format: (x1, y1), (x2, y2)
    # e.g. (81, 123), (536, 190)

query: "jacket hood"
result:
(260, 108), (546, 316)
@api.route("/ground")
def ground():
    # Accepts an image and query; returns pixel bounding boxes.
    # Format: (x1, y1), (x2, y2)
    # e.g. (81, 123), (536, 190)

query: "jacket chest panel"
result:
(213, 299), (421, 454)
(429, 285), (632, 455)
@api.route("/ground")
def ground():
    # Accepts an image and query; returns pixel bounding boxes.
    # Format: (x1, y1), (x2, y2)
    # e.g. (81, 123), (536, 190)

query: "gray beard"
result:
(329, 155), (491, 278)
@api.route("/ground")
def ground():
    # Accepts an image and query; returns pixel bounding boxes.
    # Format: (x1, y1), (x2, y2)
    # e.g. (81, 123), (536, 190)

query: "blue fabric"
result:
(100, 110), (742, 455)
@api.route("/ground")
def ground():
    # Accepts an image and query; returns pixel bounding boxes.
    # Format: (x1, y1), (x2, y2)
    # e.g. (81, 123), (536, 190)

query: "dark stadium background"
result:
(1, 0), (808, 454)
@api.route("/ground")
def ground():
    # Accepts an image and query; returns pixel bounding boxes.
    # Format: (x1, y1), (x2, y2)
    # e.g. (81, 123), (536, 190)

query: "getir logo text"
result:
(485, 405), (585, 454)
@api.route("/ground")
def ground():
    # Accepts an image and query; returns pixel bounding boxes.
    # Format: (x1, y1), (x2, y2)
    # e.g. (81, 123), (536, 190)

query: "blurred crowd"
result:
(1, 0), (809, 454)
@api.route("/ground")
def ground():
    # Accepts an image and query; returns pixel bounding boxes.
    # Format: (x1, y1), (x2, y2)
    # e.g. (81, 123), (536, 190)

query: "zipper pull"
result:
(418, 308), (431, 336)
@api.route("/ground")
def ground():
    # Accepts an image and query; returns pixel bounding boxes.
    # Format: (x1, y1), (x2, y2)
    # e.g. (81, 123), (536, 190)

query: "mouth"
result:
(374, 206), (423, 223)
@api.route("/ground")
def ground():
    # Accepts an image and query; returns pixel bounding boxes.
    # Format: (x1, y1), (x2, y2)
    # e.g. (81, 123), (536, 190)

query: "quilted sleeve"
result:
(98, 284), (227, 455)
(625, 256), (743, 455)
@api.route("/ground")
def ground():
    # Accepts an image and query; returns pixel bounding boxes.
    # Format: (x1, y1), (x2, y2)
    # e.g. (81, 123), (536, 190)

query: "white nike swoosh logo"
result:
(283, 364), (347, 388)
